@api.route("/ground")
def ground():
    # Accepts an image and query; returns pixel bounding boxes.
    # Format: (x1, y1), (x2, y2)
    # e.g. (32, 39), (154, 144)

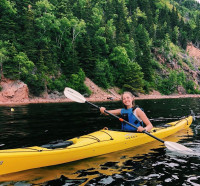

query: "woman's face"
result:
(122, 93), (134, 108)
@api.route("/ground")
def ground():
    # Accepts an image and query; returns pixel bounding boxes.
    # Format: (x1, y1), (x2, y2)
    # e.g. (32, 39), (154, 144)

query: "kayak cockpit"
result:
(41, 140), (73, 149)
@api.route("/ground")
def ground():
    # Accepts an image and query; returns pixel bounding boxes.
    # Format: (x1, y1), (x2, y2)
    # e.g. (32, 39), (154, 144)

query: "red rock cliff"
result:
(0, 79), (29, 103)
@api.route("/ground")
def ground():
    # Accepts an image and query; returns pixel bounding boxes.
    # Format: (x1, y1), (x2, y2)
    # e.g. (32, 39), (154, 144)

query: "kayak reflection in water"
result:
(100, 91), (153, 132)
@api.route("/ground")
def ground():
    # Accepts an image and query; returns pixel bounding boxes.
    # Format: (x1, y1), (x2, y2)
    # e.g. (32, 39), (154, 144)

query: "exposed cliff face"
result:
(185, 44), (200, 86)
(187, 43), (200, 63)
(0, 79), (29, 103)
(154, 43), (200, 89)
(84, 77), (121, 101)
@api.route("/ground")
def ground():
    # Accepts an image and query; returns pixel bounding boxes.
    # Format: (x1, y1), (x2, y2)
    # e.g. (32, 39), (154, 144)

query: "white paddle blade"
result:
(165, 141), (193, 152)
(64, 87), (86, 103)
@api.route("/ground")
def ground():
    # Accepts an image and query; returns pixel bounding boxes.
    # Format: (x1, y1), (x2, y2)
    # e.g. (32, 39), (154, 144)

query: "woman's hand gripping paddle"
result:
(64, 87), (193, 153)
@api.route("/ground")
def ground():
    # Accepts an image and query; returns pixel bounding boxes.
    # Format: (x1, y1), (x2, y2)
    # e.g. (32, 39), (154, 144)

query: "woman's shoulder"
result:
(134, 107), (144, 115)
(133, 105), (144, 111)
(133, 105), (139, 110)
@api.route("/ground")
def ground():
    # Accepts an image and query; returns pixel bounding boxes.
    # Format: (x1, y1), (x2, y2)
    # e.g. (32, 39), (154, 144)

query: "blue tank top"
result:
(121, 107), (143, 131)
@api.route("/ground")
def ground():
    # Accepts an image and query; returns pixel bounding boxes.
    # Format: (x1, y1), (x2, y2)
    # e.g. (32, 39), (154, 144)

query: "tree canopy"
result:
(0, 0), (200, 95)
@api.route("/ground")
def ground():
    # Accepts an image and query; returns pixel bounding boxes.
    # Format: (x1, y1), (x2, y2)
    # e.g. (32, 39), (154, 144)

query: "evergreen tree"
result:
(77, 34), (95, 78)
(105, 19), (117, 51)
(172, 26), (179, 45)
(94, 59), (113, 88)
(193, 13), (200, 47)
(122, 61), (144, 93)
(3, 43), (19, 80)
(114, 0), (129, 45)
(135, 24), (152, 82)
(171, 6), (179, 28)
(56, 0), (73, 18)
(179, 30), (187, 49)
(0, 41), (9, 78)
(0, 0), (18, 41)
(22, 6), (37, 62)
(110, 46), (144, 92)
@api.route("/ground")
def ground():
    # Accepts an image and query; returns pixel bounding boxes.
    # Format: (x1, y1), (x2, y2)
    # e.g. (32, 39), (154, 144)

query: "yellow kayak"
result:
(0, 116), (192, 175)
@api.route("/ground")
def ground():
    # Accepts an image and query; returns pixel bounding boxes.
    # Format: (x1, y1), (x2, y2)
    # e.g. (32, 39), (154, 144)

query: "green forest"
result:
(0, 0), (200, 96)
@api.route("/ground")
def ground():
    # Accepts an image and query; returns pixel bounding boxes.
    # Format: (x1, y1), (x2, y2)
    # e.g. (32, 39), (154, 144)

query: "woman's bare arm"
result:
(136, 108), (153, 132)
(100, 107), (121, 115)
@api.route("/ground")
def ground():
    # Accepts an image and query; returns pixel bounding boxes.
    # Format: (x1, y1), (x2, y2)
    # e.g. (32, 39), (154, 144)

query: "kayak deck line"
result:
(168, 117), (188, 126)
(100, 130), (114, 140)
(79, 130), (114, 142)
(150, 117), (189, 131)
(0, 116), (193, 176)
(0, 131), (115, 154)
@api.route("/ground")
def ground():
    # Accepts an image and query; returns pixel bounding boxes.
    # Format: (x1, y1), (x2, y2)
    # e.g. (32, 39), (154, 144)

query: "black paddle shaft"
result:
(86, 101), (165, 143)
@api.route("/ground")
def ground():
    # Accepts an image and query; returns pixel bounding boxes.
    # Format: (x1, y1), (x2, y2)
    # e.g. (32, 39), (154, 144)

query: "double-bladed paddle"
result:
(64, 87), (193, 152)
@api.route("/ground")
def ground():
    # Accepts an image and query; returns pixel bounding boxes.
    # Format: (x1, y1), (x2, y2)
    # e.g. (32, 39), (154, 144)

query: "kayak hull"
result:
(0, 116), (192, 175)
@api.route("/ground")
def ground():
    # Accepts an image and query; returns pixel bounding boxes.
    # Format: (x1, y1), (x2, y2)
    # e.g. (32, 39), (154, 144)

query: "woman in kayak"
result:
(100, 91), (153, 132)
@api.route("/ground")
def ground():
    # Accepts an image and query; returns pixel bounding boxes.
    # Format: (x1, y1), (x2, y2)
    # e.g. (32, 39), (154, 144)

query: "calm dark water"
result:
(0, 98), (200, 185)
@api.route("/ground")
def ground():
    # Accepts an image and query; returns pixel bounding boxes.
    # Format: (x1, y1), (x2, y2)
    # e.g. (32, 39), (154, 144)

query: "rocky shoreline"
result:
(1, 92), (200, 106)
(1, 77), (200, 106)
